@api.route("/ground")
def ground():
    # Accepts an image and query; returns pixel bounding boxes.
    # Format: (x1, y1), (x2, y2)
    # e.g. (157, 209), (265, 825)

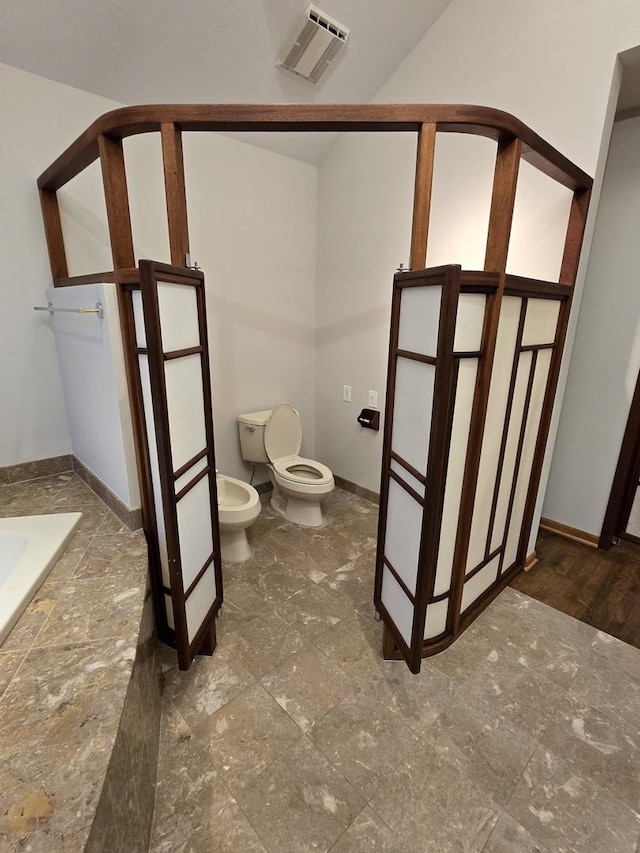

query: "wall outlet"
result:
(368, 390), (378, 408)
(343, 384), (352, 402)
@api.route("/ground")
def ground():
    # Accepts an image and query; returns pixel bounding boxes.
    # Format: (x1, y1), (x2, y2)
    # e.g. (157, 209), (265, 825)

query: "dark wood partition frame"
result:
(121, 261), (222, 670)
(37, 103), (592, 672)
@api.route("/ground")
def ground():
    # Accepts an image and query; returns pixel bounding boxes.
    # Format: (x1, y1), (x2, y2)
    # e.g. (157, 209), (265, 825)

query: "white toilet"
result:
(238, 403), (334, 527)
(216, 473), (261, 562)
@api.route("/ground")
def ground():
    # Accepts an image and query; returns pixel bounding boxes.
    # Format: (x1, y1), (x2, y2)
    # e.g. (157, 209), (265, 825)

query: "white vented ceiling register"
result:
(277, 4), (350, 83)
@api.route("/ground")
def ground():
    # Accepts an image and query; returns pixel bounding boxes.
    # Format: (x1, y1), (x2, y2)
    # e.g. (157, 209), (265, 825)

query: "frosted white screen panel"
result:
(164, 594), (174, 629)
(454, 294), (486, 352)
(389, 459), (425, 500)
(522, 298), (560, 347)
(397, 286), (441, 358)
(164, 355), (207, 471)
(186, 564), (217, 643)
(380, 567), (413, 647)
(434, 359), (478, 596)
(423, 599), (448, 640)
(138, 354), (169, 586)
(490, 352), (533, 554)
(391, 358), (435, 476)
(461, 557), (500, 612)
(158, 282), (200, 351)
(132, 291), (147, 349)
(503, 350), (552, 570)
(176, 474), (214, 590)
(467, 297), (522, 570)
(384, 478), (422, 595)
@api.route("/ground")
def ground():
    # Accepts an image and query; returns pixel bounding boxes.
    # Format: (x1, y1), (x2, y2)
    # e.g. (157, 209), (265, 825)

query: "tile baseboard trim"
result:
(539, 517), (599, 548)
(0, 454), (73, 486)
(72, 456), (143, 530)
(334, 475), (380, 506)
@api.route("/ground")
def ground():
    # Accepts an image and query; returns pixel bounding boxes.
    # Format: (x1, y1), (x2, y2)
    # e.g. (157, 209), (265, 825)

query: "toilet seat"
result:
(265, 404), (333, 491)
(272, 455), (333, 486)
(264, 402), (302, 461)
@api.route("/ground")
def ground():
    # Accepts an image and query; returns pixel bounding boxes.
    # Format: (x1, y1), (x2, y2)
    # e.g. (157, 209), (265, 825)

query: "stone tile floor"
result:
(0, 471), (154, 852)
(151, 488), (640, 853)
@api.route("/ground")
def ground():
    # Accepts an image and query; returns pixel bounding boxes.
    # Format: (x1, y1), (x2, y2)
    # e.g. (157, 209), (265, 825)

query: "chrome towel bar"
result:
(34, 302), (104, 319)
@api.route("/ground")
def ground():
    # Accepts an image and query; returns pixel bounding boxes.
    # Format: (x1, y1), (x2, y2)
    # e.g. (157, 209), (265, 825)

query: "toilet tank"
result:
(237, 409), (272, 463)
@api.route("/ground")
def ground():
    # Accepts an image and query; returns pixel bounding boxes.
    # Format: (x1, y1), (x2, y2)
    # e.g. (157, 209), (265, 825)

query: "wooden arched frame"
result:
(37, 105), (593, 671)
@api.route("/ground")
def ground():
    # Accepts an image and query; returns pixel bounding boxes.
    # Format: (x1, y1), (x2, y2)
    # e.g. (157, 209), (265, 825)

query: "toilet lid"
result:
(264, 403), (302, 462)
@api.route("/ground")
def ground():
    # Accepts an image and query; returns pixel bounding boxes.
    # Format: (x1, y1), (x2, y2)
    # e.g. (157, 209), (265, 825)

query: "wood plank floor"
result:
(511, 528), (640, 649)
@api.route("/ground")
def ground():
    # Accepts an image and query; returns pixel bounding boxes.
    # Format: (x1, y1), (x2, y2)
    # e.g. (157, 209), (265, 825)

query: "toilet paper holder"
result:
(357, 408), (380, 431)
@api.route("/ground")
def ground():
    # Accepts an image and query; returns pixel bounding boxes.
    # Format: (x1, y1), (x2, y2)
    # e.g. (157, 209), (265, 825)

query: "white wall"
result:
(315, 0), (640, 524)
(0, 62), (122, 466)
(183, 134), (317, 485)
(119, 131), (318, 486)
(543, 115), (640, 536)
(47, 284), (140, 508)
(0, 63), (317, 494)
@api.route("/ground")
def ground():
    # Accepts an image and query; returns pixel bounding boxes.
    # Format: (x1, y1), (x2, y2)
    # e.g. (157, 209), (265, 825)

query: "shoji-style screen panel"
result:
(376, 265), (485, 672)
(459, 284), (570, 620)
(124, 261), (222, 670)
(376, 267), (572, 671)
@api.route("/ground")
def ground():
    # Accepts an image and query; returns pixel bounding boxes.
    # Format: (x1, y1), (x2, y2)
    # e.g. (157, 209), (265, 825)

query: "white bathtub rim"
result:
(0, 512), (82, 647)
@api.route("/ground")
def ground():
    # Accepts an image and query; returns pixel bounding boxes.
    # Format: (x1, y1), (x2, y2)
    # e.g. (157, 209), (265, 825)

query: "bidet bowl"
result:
(216, 474), (260, 561)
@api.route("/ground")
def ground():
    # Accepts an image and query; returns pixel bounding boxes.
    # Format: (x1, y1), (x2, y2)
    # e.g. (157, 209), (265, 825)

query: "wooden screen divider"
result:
(37, 104), (592, 672)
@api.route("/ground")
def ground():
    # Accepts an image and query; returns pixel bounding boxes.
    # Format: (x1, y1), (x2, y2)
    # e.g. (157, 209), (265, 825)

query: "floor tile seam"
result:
(91, 528), (146, 539)
(476, 809), (509, 853)
(0, 722), (124, 760)
(451, 693), (554, 756)
(15, 634), (141, 658)
(306, 619), (366, 663)
(222, 791), (273, 853)
(501, 738), (640, 845)
(382, 715), (527, 814)
(30, 618), (145, 649)
(241, 609), (340, 676)
(222, 731), (309, 807)
(474, 722), (540, 812)
(302, 723), (380, 798)
(574, 689), (640, 735)
(148, 804), (223, 853)
(266, 731), (363, 802)
(271, 605), (352, 647)
(540, 695), (640, 756)
(540, 705), (640, 792)
(186, 678), (283, 746)
(1, 575), (79, 661)
(432, 687), (549, 792)
(2, 470), (73, 488)
(323, 802), (376, 852)
(0, 648), (30, 706)
(230, 732), (325, 818)
(67, 565), (149, 583)
(261, 671), (361, 738)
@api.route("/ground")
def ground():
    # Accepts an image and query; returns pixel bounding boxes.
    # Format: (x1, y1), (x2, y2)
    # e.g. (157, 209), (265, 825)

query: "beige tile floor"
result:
(150, 488), (640, 853)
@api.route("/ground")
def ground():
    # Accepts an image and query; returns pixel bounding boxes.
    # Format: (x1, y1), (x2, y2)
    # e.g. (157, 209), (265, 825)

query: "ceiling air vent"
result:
(277, 5), (350, 84)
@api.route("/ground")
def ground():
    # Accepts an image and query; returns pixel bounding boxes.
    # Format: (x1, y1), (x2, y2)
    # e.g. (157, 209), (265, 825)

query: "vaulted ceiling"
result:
(0, 0), (454, 161)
